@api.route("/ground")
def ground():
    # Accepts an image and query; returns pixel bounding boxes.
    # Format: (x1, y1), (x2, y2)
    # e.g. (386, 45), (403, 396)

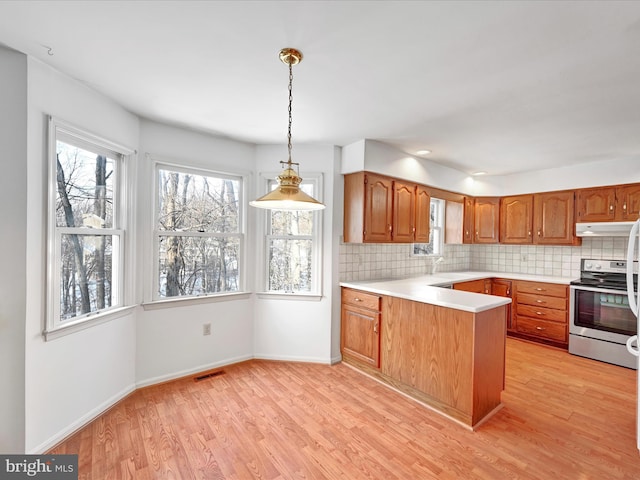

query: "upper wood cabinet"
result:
(343, 172), (430, 243)
(576, 184), (640, 222)
(534, 191), (577, 245)
(414, 185), (431, 243)
(474, 197), (500, 244)
(344, 172), (393, 243)
(500, 195), (534, 244)
(463, 197), (475, 244)
(392, 180), (416, 242)
(499, 192), (577, 245)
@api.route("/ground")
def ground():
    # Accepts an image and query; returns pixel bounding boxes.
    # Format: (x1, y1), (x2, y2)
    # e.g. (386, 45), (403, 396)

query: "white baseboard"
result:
(29, 384), (136, 454)
(253, 353), (333, 364)
(135, 354), (254, 388)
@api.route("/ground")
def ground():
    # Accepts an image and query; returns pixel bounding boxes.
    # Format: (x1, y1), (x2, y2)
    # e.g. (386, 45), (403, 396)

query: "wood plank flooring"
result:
(49, 338), (640, 479)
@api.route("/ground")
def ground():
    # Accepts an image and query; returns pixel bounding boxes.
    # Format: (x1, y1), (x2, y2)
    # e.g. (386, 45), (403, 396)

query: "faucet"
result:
(429, 256), (444, 275)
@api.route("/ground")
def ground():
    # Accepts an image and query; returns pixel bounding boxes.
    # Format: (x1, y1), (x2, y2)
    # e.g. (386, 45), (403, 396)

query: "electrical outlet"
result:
(203, 323), (211, 336)
(521, 254), (528, 262)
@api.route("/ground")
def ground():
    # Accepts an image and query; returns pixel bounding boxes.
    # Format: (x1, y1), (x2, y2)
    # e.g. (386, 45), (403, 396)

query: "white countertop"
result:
(340, 271), (574, 313)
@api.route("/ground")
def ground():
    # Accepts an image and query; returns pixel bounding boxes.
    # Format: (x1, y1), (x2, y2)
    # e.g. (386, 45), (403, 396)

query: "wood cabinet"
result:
(491, 278), (514, 332)
(576, 184), (640, 222)
(533, 190), (578, 245)
(453, 278), (491, 294)
(500, 195), (534, 244)
(343, 172), (430, 244)
(341, 288), (382, 368)
(513, 281), (568, 348)
(463, 197), (475, 244)
(414, 184), (431, 243)
(500, 192), (577, 245)
(381, 295), (506, 428)
(474, 197), (500, 244)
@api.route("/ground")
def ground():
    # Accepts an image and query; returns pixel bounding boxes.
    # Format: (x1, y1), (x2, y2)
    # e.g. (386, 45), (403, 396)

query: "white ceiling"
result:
(1, 1), (639, 176)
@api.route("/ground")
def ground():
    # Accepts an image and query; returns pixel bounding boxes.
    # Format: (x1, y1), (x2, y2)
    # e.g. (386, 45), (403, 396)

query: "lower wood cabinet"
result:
(341, 288), (381, 368)
(513, 280), (568, 348)
(491, 278), (514, 332)
(453, 278), (491, 294)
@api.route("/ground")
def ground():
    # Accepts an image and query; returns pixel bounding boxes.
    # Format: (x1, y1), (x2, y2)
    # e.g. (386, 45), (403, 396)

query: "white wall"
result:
(342, 139), (476, 194)
(24, 58), (140, 453)
(0, 46), (27, 454)
(253, 144), (340, 363)
(135, 120), (256, 385)
(345, 139), (640, 198)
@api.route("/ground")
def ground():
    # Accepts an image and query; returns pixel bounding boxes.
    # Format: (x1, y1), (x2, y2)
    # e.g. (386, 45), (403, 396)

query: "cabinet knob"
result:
(537, 230), (542, 237)
(354, 297), (362, 302)
(624, 203), (628, 211)
(528, 231), (532, 236)
(374, 322), (379, 334)
(610, 204), (614, 211)
(506, 289), (511, 295)
(388, 224), (392, 232)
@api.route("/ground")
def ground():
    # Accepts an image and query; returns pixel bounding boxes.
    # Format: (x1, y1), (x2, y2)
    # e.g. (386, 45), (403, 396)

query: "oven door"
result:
(570, 285), (637, 344)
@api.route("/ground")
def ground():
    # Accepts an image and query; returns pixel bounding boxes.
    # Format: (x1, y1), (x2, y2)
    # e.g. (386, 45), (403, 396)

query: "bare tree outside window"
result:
(266, 182), (317, 293)
(156, 168), (242, 298)
(55, 141), (118, 320)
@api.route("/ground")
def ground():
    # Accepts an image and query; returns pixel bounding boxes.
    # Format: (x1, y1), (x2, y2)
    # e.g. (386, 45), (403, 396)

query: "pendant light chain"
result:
(287, 59), (294, 165)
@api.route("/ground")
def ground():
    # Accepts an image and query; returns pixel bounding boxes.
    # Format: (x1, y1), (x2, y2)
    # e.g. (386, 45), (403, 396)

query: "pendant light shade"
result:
(250, 48), (325, 211)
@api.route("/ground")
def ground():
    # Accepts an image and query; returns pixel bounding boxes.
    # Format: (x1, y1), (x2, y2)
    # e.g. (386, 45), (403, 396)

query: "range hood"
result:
(575, 221), (635, 237)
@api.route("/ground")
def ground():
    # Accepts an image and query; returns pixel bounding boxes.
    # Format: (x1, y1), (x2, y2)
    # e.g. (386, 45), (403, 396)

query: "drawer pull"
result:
(536, 299), (545, 303)
(535, 311), (545, 315)
(536, 326), (545, 331)
(354, 297), (363, 302)
(535, 288), (545, 291)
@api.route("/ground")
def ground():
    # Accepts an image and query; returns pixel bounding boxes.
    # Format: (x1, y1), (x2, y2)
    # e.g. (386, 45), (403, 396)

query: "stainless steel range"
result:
(569, 259), (638, 369)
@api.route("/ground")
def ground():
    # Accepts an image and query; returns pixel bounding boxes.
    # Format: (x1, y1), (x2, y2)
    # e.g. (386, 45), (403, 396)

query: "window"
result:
(413, 197), (445, 256)
(47, 118), (132, 335)
(154, 165), (243, 299)
(263, 176), (322, 294)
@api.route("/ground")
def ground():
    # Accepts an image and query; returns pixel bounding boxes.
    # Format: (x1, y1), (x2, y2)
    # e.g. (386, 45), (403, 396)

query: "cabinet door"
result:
(534, 191), (576, 245)
(500, 195), (533, 244)
(341, 304), (380, 368)
(463, 197), (475, 244)
(392, 180), (416, 242)
(363, 173), (393, 242)
(453, 279), (487, 293)
(616, 184), (640, 221)
(491, 279), (513, 332)
(474, 197), (500, 244)
(414, 185), (431, 243)
(575, 187), (616, 222)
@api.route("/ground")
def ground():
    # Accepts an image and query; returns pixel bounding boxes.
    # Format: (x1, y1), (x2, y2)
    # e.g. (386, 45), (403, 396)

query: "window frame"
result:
(151, 161), (246, 302)
(45, 117), (135, 340)
(412, 197), (445, 257)
(256, 172), (323, 298)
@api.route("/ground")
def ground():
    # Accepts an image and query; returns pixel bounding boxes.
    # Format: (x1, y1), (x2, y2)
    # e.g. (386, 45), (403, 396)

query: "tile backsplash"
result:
(339, 237), (632, 282)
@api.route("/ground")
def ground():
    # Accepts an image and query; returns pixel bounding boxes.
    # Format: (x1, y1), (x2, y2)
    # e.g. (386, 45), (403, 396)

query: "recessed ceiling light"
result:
(416, 149), (431, 155)
(472, 171), (487, 176)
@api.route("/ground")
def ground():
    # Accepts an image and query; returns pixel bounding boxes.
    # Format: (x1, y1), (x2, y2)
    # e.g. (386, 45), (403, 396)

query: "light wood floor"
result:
(49, 338), (640, 479)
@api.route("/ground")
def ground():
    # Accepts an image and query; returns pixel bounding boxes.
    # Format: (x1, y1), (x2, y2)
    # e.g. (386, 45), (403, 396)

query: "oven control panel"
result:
(582, 259), (638, 274)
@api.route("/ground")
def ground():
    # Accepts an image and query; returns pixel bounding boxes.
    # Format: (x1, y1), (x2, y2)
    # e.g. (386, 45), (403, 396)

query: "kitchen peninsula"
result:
(340, 273), (514, 429)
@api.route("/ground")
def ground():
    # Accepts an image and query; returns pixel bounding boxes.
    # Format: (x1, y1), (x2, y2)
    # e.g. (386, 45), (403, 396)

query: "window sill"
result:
(142, 291), (252, 310)
(255, 292), (323, 301)
(43, 305), (137, 341)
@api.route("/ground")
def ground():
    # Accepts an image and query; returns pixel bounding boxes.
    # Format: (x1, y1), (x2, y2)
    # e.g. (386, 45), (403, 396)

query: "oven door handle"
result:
(626, 335), (639, 357)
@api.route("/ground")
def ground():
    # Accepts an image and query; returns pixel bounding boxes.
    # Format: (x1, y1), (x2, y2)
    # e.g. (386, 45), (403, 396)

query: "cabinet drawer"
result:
(517, 292), (566, 310)
(517, 281), (567, 298)
(342, 288), (381, 311)
(516, 304), (566, 323)
(516, 316), (567, 342)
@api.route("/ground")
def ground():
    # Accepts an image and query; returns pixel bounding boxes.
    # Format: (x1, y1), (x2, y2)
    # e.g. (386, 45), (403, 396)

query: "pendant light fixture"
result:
(250, 48), (325, 211)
